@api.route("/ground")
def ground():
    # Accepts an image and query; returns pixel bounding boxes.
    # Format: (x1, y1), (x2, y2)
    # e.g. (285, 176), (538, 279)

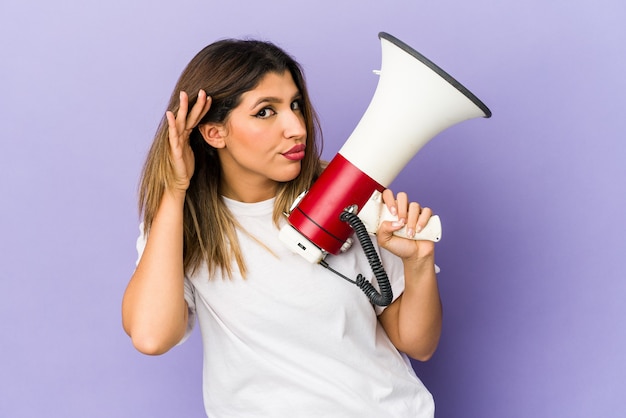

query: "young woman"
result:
(122, 38), (442, 417)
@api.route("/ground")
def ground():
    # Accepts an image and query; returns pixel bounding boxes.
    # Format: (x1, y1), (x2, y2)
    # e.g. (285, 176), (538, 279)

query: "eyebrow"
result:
(250, 92), (302, 110)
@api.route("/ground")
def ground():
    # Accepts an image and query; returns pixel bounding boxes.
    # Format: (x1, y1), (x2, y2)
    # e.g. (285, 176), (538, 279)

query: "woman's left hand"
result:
(376, 189), (435, 262)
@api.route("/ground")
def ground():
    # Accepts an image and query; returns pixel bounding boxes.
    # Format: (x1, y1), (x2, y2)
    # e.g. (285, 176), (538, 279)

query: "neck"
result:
(220, 178), (278, 203)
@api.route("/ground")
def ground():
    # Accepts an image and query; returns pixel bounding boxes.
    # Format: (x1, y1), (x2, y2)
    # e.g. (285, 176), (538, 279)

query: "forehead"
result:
(240, 71), (300, 102)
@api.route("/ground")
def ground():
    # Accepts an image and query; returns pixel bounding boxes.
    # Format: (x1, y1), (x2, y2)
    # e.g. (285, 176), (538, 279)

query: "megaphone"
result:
(280, 32), (491, 265)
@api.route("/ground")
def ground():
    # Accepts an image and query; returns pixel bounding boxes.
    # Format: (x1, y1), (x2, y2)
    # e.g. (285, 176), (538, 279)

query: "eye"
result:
(291, 99), (302, 111)
(255, 107), (276, 119)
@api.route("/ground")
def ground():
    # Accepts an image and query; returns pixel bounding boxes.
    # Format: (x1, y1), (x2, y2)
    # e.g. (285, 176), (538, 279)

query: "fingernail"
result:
(415, 225), (423, 233)
(392, 218), (405, 228)
(407, 228), (415, 238)
(389, 206), (397, 216)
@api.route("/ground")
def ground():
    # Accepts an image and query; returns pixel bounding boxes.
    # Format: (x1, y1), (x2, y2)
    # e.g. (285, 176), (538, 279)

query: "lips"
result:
(282, 144), (306, 161)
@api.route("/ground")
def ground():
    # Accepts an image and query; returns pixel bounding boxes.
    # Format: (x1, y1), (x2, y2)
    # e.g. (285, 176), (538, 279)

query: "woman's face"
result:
(215, 70), (307, 201)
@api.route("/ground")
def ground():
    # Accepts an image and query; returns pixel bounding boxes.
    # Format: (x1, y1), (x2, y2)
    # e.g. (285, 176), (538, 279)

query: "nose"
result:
(283, 110), (306, 140)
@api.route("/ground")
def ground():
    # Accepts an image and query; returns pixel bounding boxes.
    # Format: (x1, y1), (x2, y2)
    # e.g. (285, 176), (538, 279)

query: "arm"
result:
(122, 190), (189, 355)
(121, 91), (211, 355)
(377, 189), (443, 361)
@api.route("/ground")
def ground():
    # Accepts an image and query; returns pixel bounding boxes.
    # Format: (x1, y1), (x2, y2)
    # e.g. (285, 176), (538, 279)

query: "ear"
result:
(198, 124), (227, 149)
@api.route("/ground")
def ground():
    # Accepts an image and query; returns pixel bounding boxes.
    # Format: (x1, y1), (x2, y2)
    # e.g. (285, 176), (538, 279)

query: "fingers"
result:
(170, 90), (213, 129)
(382, 189), (408, 220)
(166, 90), (213, 147)
(166, 109), (178, 148)
(382, 189), (432, 238)
(186, 90), (212, 128)
(166, 91), (189, 149)
(415, 205), (432, 235)
(175, 91), (190, 134)
(406, 202), (420, 238)
(382, 189), (398, 216)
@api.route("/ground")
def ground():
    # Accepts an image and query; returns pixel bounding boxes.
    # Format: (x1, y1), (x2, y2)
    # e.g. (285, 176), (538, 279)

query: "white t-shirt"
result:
(137, 197), (434, 417)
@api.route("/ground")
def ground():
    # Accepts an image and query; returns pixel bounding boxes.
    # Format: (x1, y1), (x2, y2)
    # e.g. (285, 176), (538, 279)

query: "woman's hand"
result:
(376, 189), (435, 262)
(165, 90), (212, 193)
(376, 189), (442, 360)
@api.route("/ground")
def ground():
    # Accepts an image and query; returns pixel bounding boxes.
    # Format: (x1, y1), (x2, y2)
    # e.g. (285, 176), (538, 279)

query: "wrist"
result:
(162, 186), (187, 206)
(402, 251), (435, 273)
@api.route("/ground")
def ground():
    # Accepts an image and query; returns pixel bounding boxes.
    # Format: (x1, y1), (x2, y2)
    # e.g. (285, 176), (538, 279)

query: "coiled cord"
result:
(320, 210), (393, 307)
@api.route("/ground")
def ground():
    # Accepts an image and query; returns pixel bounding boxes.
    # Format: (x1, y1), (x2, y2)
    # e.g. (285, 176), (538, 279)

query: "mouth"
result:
(282, 144), (306, 161)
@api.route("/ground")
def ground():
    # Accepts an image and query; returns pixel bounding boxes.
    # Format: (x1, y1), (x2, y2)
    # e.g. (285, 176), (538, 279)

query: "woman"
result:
(122, 38), (442, 417)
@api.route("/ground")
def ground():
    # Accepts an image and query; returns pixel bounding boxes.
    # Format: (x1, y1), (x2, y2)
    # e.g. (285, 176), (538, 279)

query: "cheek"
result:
(226, 125), (258, 148)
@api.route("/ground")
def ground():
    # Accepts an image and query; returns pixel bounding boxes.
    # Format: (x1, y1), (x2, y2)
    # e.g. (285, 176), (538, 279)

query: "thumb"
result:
(377, 218), (405, 245)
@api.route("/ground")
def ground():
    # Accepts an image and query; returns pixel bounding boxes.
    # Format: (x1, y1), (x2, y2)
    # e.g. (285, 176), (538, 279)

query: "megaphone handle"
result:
(378, 205), (442, 242)
(357, 192), (442, 242)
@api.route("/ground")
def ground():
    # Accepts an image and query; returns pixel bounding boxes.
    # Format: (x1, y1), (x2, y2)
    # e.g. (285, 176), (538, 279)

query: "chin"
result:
(275, 166), (302, 183)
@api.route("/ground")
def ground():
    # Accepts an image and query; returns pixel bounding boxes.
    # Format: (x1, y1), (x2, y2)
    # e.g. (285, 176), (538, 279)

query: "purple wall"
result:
(1, 1), (624, 417)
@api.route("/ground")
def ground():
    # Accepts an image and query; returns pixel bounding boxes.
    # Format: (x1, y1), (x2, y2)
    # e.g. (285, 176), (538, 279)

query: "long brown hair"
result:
(139, 39), (323, 278)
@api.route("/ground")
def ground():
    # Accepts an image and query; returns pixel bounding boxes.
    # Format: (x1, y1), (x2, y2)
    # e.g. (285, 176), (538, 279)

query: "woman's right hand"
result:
(165, 90), (212, 193)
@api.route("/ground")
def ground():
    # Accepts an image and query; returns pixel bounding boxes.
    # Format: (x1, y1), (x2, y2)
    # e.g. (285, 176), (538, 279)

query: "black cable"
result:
(320, 210), (393, 307)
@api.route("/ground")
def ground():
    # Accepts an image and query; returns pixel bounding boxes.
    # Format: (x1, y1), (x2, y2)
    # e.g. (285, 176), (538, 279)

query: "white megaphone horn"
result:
(280, 32), (492, 264)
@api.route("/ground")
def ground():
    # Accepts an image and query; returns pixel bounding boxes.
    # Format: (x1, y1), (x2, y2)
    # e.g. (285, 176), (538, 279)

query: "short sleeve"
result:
(374, 246), (407, 316)
(135, 223), (197, 345)
(177, 277), (196, 345)
(135, 223), (147, 266)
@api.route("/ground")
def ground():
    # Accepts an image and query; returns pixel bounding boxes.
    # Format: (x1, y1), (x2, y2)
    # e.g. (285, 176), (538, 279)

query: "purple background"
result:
(1, 1), (625, 417)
